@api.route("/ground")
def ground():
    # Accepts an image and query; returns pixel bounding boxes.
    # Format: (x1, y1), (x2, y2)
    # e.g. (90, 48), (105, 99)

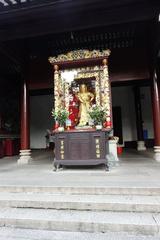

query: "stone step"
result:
(0, 185), (160, 195)
(0, 193), (160, 212)
(0, 227), (159, 240)
(0, 208), (159, 235)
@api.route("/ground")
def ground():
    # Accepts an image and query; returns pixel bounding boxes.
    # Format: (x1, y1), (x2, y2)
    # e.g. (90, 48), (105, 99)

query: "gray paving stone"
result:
(0, 193), (160, 212)
(0, 208), (159, 235)
(0, 150), (160, 189)
(0, 228), (160, 240)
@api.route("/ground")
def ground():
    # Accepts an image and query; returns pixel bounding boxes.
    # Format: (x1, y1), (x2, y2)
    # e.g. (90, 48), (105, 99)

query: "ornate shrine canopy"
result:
(48, 49), (111, 69)
(49, 49), (111, 64)
(49, 49), (112, 129)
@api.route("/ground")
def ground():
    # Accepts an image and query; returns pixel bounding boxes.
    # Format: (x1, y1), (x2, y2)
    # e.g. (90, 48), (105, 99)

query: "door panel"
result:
(112, 106), (123, 144)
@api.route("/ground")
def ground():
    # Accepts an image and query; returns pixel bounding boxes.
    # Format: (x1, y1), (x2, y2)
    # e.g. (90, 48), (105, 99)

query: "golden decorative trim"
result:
(49, 49), (111, 64)
(61, 154), (64, 160)
(100, 65), (111, 119)
(95, 138), (101, 158)
(60, 140), (64, 160)
(76, 72), (97, 79)
(95, 139), (100, 144)
(52, 50), (112, 129)
(54, 69), (61, 112)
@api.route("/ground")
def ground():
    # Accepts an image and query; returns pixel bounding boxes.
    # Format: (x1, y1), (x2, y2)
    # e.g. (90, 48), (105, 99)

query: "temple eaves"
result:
(0, 0), (28, 6)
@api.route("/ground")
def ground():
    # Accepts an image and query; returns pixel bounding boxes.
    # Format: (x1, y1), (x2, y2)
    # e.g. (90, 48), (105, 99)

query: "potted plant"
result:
(89, 105), (106, 130)
(52, 108), (69, 131)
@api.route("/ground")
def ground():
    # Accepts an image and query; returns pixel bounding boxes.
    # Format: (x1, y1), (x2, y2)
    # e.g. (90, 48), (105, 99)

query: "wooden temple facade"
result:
(0, 0), (159, 163)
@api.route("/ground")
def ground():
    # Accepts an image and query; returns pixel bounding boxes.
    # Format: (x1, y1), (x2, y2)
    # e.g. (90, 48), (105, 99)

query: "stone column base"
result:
(107, 140), (119, 168)
(137, 141), (146, 151)
(17, 149), (32, 164)
(154, 146), (160, 162)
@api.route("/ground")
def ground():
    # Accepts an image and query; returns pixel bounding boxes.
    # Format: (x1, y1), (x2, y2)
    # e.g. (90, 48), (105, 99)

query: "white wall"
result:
(112, 86), (153, 143)
(30, 95), (53, 149)
(30, 87), (154, 148)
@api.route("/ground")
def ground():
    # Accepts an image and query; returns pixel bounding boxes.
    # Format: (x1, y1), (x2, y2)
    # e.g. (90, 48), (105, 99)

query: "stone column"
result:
(17, 78), (32, 164)
(151, 69), (160, 162)
(133, 86), (146, 151)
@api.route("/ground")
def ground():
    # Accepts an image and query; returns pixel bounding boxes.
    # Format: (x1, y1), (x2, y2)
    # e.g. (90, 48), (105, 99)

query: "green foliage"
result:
(51, 108), (69, 126)
(89, 105), (106, 125)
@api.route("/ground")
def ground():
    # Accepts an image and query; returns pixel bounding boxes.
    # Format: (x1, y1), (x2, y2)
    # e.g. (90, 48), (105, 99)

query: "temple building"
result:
(0, 0), (160, 164)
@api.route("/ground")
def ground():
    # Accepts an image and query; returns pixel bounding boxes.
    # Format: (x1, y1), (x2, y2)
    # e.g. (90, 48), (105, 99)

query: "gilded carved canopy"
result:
(48, 49), (112, 129)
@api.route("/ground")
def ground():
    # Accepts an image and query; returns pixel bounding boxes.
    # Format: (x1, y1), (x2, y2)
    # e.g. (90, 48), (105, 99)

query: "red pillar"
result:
(21, 79), (30, 149)
(18, 78), (31, 164)
(151, 69), (160, 161)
